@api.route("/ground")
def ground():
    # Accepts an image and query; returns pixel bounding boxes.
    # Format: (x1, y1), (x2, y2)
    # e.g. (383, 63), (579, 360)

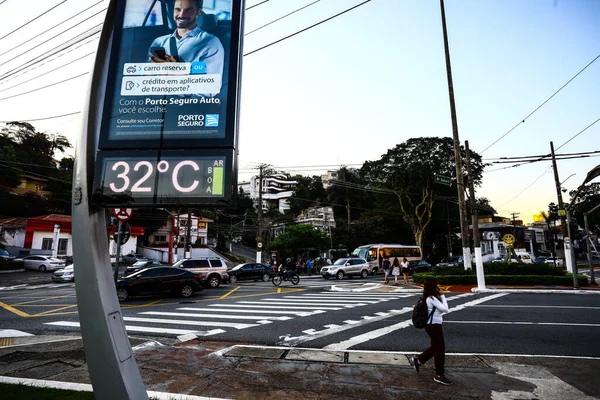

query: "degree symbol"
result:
(157, 161), (169, 173)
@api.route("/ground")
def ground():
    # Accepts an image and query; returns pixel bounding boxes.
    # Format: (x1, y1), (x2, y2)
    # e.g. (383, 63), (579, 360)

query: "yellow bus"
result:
(351, 243), (422, 275)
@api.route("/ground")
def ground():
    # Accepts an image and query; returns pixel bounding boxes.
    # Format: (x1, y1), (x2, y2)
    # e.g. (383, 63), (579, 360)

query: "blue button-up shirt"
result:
(148, 26), (224, 76)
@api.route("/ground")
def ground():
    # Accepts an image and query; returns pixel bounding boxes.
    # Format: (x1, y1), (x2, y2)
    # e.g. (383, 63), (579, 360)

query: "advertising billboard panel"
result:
(98, 0), (243, 149)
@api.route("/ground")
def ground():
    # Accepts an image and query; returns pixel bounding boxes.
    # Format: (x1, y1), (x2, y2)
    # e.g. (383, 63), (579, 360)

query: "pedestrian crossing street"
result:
(44, 292), (417, 337)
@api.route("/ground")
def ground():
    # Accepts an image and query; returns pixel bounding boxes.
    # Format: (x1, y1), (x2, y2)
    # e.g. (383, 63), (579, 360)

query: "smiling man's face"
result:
(174, 0), (200, 30)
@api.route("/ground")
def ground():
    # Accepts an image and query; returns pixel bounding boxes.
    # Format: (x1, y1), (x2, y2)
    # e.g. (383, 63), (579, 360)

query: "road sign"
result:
(558, 209), (566, 216)
(113, 222), (130, 245)
(112, 208), (133, 222)
(257, 242), (263, 249)
(502, 234), (516, 245)
(434, 175), (452, 186)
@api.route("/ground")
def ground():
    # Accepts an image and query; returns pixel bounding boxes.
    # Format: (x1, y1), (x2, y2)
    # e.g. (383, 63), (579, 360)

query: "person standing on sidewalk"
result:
(391, 257), (400, 285)
(413, 277), (452, 385)
(306, 259), (313, 276)
(382, 257), (391, 284)
(401, 257), (410, 285)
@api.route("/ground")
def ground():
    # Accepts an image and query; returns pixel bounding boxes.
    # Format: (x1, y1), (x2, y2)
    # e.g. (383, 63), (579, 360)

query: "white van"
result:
(514, 252), (533, 264)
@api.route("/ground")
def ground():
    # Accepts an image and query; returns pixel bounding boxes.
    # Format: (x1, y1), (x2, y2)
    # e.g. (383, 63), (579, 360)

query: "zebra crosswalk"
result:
(44, 292), (416, 337)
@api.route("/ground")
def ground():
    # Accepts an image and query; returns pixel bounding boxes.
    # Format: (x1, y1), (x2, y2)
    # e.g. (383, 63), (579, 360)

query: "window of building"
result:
(41, 238), (53, 250)
(154, 235), (167, 243)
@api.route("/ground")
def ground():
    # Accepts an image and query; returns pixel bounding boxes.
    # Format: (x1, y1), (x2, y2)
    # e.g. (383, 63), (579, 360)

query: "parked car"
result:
(121, 253), (148, 264)
(16, 255), (66, 272)
(435, 256), (463, 268)
(320, 257), (370, 280)
(116, 267), (203, 302)
(52, 265), (75, 283)
(228, 263), (275, 283)
(534, 255), (548, 263)
(408, 260), (432, 274)
(0, 249), (16, 261)
(125, 260), (163, 275)
(171, 257), (229, 288)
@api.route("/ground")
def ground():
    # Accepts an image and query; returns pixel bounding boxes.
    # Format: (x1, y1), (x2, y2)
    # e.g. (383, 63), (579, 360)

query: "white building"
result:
(239, 173), (298, 214)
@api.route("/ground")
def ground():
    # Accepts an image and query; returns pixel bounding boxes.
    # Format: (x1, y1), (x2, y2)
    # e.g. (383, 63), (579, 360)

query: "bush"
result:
(483, 262), (561, 276)
(412, 272), (588, 287)
(0, 260), (24, 271)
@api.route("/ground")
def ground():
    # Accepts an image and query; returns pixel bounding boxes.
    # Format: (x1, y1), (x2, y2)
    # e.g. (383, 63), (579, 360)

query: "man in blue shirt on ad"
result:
(148, 0), (224, 82)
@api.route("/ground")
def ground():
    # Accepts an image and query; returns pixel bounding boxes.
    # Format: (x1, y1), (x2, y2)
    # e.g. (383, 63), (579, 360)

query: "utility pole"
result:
(466, 141), (485, 289)
(550, 141), (571, 271)
(256, 164), (269, 262)
(185, 209), (192, 258)
(440, 0), (471, 269)
(510, 212), (520, 235)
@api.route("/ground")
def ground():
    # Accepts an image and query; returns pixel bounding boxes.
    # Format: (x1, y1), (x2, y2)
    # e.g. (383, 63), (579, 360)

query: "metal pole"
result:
(566, 211), (579, 288)
(440, 0), (471, 270)
(584, 204), (600, 285)
(71, 1), (148, 395)
(114, 221), (122, 284)
(550, 142), (569, 264)
(466, 141), (485, 289)
(185, 209), (192, 258)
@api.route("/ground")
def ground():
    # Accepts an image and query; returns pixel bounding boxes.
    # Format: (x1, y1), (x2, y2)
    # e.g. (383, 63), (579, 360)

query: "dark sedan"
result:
(125, 259), (163, 275)
(116, 267), (203, 302)
(409, 260), (432, 274)
(228, 263), (275, 284)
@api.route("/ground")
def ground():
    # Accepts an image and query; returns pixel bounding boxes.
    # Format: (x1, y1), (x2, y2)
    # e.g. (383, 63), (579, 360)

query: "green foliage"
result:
(288, 175), (326, 217)
(361, 137), (488, 250)
(0, 382), (94, 399)
(269, 224), (330, 259)
(570, 182), (600, 235)
(0, 145), (21, 189)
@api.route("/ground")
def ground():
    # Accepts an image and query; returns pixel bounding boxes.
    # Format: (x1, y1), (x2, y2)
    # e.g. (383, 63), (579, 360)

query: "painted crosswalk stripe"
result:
(263, 297), (376, 304)
(181, 307), (320, 316)
(123, 317), (258, 329)
(44, 321), (203, 336)
(280, 296), (379, 303)
(237, 301), (363, 307)
(139, 311), (290, 321)
(207, 304), (341, 310)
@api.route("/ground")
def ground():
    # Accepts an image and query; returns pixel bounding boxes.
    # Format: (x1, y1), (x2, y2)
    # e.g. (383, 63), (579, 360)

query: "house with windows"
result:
(0, 214), (143, 258)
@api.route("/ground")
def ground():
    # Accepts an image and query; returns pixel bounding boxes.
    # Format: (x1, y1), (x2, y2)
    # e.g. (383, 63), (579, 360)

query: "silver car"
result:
(17, 255), (66, 272)
(321, 257), (370, 280)
(52, 265), (75, 282)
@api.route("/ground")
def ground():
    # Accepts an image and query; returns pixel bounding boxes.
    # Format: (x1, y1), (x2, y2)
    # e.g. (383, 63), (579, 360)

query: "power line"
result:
(0, 111), (80, 123)
(556, 117), (600, 151)
(0, 51), (94, 93)
(0, 72), (88, 101)
(246, 0), (269, 10)
(246, 0), (320, 35)
(480, 53), (600, 154)
(0, 0), (68, 43)
(244, 0), (372, 56)
(1, 2), (105, 62)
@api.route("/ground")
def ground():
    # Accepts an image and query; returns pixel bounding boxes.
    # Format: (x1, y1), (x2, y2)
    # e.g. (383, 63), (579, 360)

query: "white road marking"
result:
(189, 307), (321, 316)
(207, 304), (341, 310)
(123, 317), (258, 329)
(44, 321), (203, 335)
(446, 321), (600, 327)
(139, 311), (284, 320)
(280, 296), (379, 303)
(475, 305), (600, 309)
(323, 293), (508, 350)
(237, 301), (362, 307)
(278, 307), (413, 347)
(253, 298), (369, 305)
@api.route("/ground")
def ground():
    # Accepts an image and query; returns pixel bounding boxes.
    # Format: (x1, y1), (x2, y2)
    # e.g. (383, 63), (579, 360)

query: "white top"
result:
(426, 295), (449, 324)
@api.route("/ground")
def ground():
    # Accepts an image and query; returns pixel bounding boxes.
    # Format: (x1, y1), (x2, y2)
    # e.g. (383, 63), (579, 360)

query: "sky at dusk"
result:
(0, 0), (598, 223)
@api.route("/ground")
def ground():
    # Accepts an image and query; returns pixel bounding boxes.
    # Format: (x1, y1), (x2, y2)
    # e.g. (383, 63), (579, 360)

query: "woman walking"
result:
(391, 257), (400, 285)
(413, 277), (452, 385)
(401, 257), (410, 285)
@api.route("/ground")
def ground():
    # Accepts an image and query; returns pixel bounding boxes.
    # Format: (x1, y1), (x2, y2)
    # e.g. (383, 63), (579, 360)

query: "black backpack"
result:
(412, 297), (436, 329)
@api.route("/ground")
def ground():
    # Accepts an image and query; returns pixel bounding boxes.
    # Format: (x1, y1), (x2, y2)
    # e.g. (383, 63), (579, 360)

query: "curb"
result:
(0, 269), (25, 274)
(472, 288), (600, 294)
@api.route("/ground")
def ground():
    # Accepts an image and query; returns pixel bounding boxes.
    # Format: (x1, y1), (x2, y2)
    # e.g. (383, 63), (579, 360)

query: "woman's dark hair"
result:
(422, 277), (440, 300)
(392, 257), (400, 267)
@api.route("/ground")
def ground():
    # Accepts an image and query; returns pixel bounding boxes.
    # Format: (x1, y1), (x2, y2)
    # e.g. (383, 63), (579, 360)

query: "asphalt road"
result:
(2, 274), (600, 358)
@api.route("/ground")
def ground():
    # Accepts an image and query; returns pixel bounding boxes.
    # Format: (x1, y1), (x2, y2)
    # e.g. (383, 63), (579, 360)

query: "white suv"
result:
(172, 258), (229, 288)
(321, 258), (370, 280)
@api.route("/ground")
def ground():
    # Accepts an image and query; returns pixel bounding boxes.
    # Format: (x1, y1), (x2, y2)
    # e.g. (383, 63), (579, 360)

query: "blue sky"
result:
(0, 0), (598, 223)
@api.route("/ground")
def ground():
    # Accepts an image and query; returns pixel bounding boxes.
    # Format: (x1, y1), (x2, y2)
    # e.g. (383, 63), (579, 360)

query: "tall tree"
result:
(361, 137), (487, 250)
(288, 175), (326, 216)
(326, 167), (368, 230)
(569, 182), (600, 235)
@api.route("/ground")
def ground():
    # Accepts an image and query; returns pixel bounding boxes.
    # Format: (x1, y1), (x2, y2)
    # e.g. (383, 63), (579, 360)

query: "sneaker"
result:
(412, 358), (420, 373)
(434, 375), (453, 385)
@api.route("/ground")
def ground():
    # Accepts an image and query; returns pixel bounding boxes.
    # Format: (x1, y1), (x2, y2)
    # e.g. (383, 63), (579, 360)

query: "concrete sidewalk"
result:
(0, 336), (598, 399)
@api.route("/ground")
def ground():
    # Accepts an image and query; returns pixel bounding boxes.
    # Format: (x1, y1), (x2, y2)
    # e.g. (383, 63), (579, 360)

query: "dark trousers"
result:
(417, 323), (445, 376)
